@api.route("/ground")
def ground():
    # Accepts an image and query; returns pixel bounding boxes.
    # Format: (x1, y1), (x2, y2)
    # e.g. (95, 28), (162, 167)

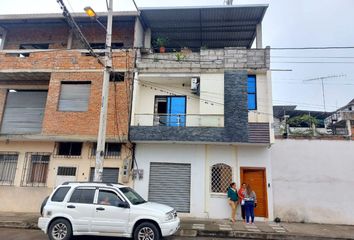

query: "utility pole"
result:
(224, 0), (233, 5)
(94, 0), (113, 182)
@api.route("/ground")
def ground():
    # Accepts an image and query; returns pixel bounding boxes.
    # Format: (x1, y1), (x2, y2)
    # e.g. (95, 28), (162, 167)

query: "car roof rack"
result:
(61, 181), (124, 187)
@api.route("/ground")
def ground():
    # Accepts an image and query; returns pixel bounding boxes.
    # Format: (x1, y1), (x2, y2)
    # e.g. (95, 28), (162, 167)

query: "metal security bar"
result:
(0, 152), (19, 185)
(90, 143), (121, 159)
(21, 153), (51, 187)
(211, 163), (232, 193)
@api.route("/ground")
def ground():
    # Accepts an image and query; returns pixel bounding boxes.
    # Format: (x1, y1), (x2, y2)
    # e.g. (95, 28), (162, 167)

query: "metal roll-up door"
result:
(1, 91), (47, 134)
(148, 163), (191, 213)
(58, 83), (91, 111)
(90, 168), (119, 183)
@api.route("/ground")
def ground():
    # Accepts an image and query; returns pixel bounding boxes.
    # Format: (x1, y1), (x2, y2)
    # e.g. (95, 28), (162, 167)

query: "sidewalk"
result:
(1, 212), (354, 239)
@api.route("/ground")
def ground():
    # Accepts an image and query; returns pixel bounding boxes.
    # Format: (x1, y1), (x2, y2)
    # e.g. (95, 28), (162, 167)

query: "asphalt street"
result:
(0, 228), (236, 240)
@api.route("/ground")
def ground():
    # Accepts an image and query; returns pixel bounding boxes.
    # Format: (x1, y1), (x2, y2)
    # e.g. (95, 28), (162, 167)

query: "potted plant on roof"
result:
(154, 36), (168, 53)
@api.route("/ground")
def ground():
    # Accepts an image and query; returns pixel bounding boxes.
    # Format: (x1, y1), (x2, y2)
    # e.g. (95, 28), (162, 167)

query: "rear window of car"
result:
(51, 187), (71, 202)
(69, 188), (95, 204)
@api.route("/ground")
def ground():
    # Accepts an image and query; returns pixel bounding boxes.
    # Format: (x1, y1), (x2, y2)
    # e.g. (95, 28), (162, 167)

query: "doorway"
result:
(240, 168), (268, 218)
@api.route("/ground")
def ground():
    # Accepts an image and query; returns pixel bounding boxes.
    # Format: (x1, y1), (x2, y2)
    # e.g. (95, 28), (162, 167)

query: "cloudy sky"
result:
(1, 0), (354, 112)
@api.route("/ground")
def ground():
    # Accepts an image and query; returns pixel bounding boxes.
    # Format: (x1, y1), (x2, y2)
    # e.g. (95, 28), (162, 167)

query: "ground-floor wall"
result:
(271, 139), (354, 225)
(133, 143), (273, 220)
(0, 140), (132, 212)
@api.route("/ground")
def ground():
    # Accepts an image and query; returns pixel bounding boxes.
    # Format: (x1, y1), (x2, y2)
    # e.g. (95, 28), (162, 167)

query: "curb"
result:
(178, 229), (354, 240)
(1, 221), (354, 240)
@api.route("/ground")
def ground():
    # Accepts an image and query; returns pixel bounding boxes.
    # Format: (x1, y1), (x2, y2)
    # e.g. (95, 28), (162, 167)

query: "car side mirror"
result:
(118, 202), (130, 209)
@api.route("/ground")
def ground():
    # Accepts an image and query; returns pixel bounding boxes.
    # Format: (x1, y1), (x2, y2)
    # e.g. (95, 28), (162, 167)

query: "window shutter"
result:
(58, 83), (91, 111)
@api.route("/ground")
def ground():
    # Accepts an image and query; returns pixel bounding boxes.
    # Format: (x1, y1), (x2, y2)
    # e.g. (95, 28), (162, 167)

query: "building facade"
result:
(0, 12), (137, 212)
(130, 5), (275, 219)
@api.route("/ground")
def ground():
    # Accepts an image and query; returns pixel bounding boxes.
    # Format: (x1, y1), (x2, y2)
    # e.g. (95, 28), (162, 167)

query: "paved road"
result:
(0, 228), (235, 240)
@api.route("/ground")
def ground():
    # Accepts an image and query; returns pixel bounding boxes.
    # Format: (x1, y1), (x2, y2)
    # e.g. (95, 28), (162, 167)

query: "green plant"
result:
(287, 115), (319, 127)
(174, 51), (186, 62)
(154, 36), (168, 47)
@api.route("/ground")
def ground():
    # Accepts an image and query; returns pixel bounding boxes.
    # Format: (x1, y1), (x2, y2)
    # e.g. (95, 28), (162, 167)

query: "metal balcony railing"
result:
(133, 114), (224, 127)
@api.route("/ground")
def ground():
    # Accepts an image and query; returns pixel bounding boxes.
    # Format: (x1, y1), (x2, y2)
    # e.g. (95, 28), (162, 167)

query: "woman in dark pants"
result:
(244, 184), (257, 224)
(238, 183), (247, 222)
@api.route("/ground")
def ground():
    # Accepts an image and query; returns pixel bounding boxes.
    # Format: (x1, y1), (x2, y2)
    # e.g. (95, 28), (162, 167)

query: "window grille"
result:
(0, 152), (19, 185)
(211, 163), (232, 193)
(54, 142), (83, 158)
(21, 153), (51, 187)
(90, 142), (121, 159)
(57, 167), (77, 176)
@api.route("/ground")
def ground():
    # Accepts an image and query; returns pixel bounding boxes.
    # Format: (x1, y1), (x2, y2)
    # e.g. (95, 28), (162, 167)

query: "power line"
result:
(270, 46), (354, 50)
(56, 0), (104, 66)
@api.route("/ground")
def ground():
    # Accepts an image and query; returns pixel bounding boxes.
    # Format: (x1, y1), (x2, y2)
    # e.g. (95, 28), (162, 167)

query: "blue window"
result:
(247, 75), (257, 110)
(155, 96), (186, 126)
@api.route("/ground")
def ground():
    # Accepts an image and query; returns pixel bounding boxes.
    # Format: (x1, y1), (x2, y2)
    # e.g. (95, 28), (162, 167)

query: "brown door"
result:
(241, 168), (268, 218)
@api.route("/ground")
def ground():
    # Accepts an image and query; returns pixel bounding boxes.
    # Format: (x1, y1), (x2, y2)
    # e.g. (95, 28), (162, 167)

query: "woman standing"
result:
(244, 184), (257, 224)
(238, 183), (247, 222)
(227, 182), (238, 223)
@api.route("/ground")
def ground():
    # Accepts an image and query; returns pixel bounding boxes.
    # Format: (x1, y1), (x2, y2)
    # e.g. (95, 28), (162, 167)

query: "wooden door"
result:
(241, 168), (268, 217)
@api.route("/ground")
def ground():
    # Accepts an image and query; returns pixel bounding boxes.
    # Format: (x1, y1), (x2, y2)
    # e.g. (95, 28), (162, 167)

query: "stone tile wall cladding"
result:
(137, 47), (270, 72)
(130, 70), (271, 144)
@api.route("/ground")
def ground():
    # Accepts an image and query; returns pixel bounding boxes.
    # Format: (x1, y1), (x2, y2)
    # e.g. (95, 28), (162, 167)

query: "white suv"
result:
(38, 182), (180, 240)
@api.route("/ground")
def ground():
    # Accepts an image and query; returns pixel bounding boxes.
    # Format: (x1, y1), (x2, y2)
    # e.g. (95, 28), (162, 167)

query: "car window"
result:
(120, 187), (146, 205)
(69, 188), (95, 204)
(97, 190), (122, 206)
(51, 187), (71, 202)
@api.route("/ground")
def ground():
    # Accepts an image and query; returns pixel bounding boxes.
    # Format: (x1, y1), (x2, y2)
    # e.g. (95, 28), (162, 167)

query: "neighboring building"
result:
(325, 98), (354, 138)
(0, 12), (138, 212)
(130, 5), (274, 219)
(271, 101), (354, 225)
(273, 105), (332, 137)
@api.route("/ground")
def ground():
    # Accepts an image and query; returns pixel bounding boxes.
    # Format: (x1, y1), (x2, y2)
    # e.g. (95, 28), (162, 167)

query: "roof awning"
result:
(140, 5), (268, 49)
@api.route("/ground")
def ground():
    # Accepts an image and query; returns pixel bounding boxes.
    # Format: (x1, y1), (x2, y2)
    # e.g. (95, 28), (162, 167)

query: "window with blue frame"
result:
(154, 96), (186, 126)
(247, 75), (257, 110)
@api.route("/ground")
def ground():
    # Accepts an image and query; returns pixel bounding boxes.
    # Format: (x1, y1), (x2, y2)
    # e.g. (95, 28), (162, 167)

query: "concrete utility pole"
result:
(225, 0), (233, 5)
(94, 0), (113, 182)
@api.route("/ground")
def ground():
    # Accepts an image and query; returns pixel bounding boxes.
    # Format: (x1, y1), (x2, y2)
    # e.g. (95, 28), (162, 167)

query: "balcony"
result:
(133, 114), (224, 127)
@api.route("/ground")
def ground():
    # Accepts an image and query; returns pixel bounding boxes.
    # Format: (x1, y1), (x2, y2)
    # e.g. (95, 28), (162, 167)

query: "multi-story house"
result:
(130, 5), (274, 219)
(0, 11), (138, 212)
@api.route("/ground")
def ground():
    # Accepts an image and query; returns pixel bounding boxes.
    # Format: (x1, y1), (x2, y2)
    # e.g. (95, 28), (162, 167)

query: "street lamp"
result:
(84, 0), (113, 182)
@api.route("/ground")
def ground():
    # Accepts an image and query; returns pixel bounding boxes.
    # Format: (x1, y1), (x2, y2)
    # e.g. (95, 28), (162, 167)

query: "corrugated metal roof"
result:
(140, 5), (268, 49)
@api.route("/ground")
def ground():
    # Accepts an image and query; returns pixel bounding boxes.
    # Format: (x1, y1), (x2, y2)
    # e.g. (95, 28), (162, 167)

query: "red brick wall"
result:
(4, 24), (69, 49)
(4, 21), (135, 50)
(42, 72), (131, 139)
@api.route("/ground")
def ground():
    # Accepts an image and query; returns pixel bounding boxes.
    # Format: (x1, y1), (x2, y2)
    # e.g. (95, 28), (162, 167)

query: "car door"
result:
(65, 187), (95, 233)
(91, 188), (130, 234)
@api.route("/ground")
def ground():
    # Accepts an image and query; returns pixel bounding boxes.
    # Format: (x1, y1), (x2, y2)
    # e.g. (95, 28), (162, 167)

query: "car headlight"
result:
(165, 210), (176, 221)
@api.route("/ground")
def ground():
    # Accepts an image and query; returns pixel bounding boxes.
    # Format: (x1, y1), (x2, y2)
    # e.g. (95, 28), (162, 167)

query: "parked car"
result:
(38, 182), (180, 240)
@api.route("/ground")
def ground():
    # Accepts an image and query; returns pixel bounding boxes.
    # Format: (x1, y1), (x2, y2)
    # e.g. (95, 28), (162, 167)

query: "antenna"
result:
(224, 0), (233, 5)
(303, 74), (346, 112)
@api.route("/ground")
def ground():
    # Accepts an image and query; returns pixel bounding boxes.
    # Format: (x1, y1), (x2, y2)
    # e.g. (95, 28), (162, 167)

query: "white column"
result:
(0, 27), (7, 50)
(346, 119), (352, 137)
(256, 23), (263, 49)
(144, 28), (152, 49)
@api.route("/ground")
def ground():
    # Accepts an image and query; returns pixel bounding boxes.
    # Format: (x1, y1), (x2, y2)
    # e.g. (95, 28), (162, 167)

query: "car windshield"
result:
(120, 187), (147, 205)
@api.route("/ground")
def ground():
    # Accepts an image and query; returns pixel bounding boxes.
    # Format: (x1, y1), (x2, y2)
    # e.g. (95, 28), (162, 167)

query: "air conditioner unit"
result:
(191, 77), (200, 95)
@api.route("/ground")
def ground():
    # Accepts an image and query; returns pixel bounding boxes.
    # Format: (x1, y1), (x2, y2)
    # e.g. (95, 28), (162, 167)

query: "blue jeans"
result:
(245, 200), (255, 223)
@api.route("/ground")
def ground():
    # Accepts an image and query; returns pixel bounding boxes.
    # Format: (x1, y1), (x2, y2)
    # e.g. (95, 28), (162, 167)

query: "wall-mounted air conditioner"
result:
(191, 77), (200, 95)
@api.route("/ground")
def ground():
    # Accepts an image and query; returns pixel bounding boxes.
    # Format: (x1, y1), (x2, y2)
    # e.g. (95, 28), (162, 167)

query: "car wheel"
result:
(48, 219), (72, 240)
(134, 222), (161, 240)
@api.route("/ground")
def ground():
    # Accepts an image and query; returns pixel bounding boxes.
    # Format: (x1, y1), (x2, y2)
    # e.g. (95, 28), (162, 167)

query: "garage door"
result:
(89, 168), (119, 183)
(148, 163), (191, 213)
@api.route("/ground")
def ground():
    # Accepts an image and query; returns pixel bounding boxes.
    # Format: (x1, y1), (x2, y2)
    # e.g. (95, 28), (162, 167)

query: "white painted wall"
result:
(271, 139), (354, 225)
(133, 143), (207, 218)
(133, 143), (272, 219)
(133, 18), (144, 48)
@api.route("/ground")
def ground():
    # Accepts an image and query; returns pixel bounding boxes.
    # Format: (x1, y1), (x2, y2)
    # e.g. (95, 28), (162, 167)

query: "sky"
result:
(1, 0), (354, 112)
